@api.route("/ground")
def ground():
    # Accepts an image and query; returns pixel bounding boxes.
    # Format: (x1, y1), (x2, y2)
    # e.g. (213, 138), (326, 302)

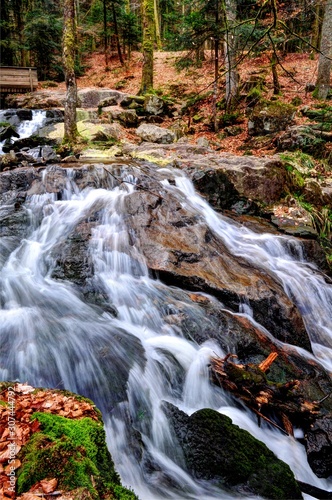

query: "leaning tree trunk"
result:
(315, 0), (332, 100)
(224, 0), (239, 111)
(63, 0), (78, 144)
(140, 0), (154, 94)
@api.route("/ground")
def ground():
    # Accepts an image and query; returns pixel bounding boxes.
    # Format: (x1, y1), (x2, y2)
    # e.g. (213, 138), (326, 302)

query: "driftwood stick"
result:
(258, 352), (278, 372)
(250, 407), (289, 436)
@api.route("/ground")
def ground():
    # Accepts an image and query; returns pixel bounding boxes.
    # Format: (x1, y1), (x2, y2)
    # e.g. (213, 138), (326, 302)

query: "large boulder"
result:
(306, 415), (332, 478)
(248, 101), (296, 136)
(123, 186), (310, 349)
(275, 125), (327, 158)
(103, 106), (138, 128)
(136, 124), (176, 144)
(77, 89), (126, 108)
(0, 125), (19, 142)
(0, 383), (138, 499)
(163, 404), (303, 499)
(124, 144), (295, 208)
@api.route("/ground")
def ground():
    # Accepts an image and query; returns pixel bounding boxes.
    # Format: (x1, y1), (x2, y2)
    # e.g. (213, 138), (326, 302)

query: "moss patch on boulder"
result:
(164, 404), (303, 499)
(17, 412), (137, 499)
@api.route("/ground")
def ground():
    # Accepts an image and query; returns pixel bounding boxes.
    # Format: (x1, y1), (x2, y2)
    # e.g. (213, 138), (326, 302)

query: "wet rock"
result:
(0, 167), (42, 203)
(124, 188), (310, 350)
(16, 109), (33, 121)
(125, 144), (293, 208)
(51, 221), (95, 286)
(0, 125), (20, 142)
(45, 108), (64, 124)
(2, 135), (56, 153)
(306, 415), (332, 478)
(136, 124), (176, 144)
(163, 403), (303, 499)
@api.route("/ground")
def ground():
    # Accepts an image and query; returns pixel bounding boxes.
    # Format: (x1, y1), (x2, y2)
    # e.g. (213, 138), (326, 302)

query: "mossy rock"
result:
(164, 404), (303, 499)
(248, 100), (296, 136)
(17, 412), (138, 499)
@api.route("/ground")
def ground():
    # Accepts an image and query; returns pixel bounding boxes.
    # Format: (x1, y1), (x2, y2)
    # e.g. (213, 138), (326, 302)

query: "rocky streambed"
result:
(1, 93), (332, 499)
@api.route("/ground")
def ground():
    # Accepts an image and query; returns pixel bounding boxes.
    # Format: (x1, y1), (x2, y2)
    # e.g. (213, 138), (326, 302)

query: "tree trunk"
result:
(112, 2), (124, 65)
(271, 51), (281, 95)
(63, 0), (78, 144)
(140, 0), (154, 94)
(153, 0), (162, 50)
(224, 0), (239, 111)
(212, 0), (220, 132)
(315, 0), (332, 100)
(103, 0), (109, 69)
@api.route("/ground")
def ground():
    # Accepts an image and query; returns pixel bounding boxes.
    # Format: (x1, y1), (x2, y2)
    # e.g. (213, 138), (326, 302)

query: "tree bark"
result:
(103, 0), (109, 69)
(212, 0), (220, 132)
(224, 0), (239, 111)
(153, 0), (162, 50)
(315, 0), (332, 99)
(140, 0), (154, 94)
(63, 0), (78, 144)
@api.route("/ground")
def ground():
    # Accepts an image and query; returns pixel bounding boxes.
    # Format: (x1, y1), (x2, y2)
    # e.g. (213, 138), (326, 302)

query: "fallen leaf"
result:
(40, 478), (58, 494)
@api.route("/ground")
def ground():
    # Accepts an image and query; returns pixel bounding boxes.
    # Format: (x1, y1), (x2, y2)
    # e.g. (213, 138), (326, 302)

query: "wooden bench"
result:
(0, 66), (38, 93)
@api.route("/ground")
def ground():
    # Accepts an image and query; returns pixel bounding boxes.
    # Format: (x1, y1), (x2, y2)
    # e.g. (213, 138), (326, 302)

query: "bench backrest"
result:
(0, 66), (38, 93)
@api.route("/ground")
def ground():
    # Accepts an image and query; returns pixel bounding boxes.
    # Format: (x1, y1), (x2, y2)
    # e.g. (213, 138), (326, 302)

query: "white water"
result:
(0, 110), (46, 153)
(168, 175), (332, 373)
(0, 165), (332, 499)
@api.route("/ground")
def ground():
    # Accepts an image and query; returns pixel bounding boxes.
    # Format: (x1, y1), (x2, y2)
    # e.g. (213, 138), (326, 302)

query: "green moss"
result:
(247, 86), (263, 102)
(259, 99), (296, 118)
(187, 409), (302, 499)
(17, 412), (138, 499)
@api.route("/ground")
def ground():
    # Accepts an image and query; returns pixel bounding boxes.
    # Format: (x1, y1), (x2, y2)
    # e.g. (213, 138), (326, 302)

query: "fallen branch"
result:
(210, 352), (321, 434)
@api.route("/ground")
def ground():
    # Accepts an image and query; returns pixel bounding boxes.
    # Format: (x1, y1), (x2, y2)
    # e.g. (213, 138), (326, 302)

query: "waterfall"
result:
(169, 175), (332, 373)
(0, 165), (331, 499)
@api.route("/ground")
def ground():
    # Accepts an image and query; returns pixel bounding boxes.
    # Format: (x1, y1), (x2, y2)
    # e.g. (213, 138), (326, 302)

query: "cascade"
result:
(0, 164), (331, 499)
(0, 110), (47, 153)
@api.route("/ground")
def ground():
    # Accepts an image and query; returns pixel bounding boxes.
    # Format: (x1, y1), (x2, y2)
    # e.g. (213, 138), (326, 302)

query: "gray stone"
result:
(78, 89), (126, 108)
(136, 124), (175, 144)
(104, 106), (138, 128)
(248, 102), (296, 136)
(276, 125), (326, 157)
(196, 136), (210, 148)
(144, 95), (164, 115)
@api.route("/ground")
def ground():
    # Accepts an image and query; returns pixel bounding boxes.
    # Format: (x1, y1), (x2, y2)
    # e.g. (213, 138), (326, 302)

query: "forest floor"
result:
(45, 50), (322, 157)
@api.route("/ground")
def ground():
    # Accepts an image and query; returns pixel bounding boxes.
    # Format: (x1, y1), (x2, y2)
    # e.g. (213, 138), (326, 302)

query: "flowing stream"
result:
(0, 164), (332, 499)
